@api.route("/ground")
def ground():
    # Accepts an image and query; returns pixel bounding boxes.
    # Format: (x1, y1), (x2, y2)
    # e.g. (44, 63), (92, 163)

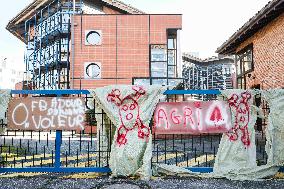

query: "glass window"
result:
(151, 48), (167, 61)
(151, 63), (167, 76)
(152, 79), (167, 86)
(147, 29), (179, 86)
(168, 78), (182, 87)
(85, 30), (102, 45)
(237, 46), (253, 76)
(133, 79), (150, 86)
(243, 61), (252, 72)
(85, 63), (101, 78)
(168, 38), (175, 49)
(168, 66), (176, 78)
(237, 62), (241, 75)
(151, 45), (167, 78)
(168, 50), (176, 65)
(236, 45), (253, 89)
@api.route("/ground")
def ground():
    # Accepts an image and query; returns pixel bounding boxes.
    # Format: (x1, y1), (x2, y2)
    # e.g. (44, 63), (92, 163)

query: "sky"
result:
(0, 0), (270, 64)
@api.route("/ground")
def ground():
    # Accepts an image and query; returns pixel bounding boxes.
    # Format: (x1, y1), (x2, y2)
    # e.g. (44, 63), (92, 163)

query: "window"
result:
(133, 78), (150, 86)
(151, 46), (167, 61)
(167, 29), (178, 79)
(151, 62), (167, 77)
(85, 30), (102, 45)
(150, 44), (167, 78)
(236, 45), (253, 89)
(84, 62), (101, 79)
(148, 29), (179, 86)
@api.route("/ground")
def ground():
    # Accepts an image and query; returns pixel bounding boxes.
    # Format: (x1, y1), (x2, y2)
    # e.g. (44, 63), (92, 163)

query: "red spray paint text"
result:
(153, 101), (232, 134)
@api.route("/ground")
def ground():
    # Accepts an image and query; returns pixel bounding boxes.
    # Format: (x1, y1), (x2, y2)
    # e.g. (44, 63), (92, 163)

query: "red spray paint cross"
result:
(107, 86), (149, 146)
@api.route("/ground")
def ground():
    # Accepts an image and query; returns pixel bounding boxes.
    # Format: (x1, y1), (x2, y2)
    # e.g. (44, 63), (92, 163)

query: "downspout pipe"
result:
(71, 0), (76, 89)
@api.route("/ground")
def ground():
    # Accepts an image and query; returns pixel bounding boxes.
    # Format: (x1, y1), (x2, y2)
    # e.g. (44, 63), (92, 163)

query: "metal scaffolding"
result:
(24, 0), (82, 89)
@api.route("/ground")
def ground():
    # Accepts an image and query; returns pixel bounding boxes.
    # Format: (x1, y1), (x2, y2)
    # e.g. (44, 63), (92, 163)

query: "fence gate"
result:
(0, 89), (278, 173)
(151, 90), (271, 173)
(0, 90), (111, 173)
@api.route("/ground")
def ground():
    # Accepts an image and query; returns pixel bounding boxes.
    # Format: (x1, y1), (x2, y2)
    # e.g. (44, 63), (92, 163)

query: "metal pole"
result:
(55, 130), (62, 168)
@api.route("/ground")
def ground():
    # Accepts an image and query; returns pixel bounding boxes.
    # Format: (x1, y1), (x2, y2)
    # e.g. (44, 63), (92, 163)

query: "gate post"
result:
(55, 130), (62, 168)
(55, 92), (63, 169)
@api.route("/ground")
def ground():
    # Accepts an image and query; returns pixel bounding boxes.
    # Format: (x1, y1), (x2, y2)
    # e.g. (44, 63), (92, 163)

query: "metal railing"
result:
(0, 89), (281, 173)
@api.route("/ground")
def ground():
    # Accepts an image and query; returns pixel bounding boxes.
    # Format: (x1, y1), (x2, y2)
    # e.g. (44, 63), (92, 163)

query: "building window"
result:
(85, 30), (102, 45)
(84, 62), (101, 79)
(148, 29), (179, 86)
(236, 45), (253, 89)
(167, 30), (178, 78)
(150, 44), (167, 78)
(134, 30), (181, 86)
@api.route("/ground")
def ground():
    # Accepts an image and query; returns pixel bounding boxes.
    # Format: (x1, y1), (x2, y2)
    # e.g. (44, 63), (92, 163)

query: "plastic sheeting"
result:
(90, 85), (165, 180)
(212, 90), (258, 178)
(262, 89), (284, 166)
(153, 89), (282, 180)
(211, 89), (279, 180)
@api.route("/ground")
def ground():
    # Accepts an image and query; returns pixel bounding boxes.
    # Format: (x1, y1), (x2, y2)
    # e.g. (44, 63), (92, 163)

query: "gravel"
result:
(0, 175), (284, 189)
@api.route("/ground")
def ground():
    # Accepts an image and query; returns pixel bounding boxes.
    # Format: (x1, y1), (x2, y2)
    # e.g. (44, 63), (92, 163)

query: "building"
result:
(216, 0), (284, 90)
(0, 56), (25, 89)
(182, 53), (235, 90)
(6, 0), (182, 90)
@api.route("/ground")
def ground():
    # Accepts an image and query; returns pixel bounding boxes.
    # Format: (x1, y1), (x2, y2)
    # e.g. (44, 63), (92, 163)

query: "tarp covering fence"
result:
(0, 88), (283, 181)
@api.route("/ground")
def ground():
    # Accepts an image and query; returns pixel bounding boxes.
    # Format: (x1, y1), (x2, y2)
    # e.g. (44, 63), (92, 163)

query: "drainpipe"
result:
(71, 0), (76, 89)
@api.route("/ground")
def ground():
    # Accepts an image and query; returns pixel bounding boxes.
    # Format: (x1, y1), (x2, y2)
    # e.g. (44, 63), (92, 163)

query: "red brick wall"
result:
(71, 14), (182, 89)
(102, 6), (123, 14)
(236, 12), (284, 89)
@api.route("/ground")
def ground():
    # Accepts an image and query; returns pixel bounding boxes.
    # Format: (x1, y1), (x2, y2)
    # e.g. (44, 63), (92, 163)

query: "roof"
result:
(182, 53), (234, 65)
(102, 0), (145, 14)
(216, 0), (284, 55)
(6, 0), (145, 42)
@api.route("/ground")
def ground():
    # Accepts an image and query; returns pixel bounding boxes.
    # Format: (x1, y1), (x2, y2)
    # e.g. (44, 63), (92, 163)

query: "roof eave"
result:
(216, 0), (284, 55)
(6, 0), (145, 43)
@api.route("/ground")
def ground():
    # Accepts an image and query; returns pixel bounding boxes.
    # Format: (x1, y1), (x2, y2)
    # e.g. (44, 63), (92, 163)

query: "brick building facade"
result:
(72, 14), (182, 89)
(7, 0), (182, 90)
(216, 0), (284, 89)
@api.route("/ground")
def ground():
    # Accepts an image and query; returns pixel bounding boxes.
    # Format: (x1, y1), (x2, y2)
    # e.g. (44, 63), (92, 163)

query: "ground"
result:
(0, 173), (284, 189)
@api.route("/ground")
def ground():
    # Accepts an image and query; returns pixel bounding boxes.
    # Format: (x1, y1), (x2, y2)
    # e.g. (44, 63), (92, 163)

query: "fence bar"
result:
(11, 89), (221, 95)
(185, 167), (213, 173)
(55, 131), (62, 168)
(3, 89), (284, 175)
(11, 90), (90, 95)
(0, 167), (111, 173)
(164, 89), (221, 95)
